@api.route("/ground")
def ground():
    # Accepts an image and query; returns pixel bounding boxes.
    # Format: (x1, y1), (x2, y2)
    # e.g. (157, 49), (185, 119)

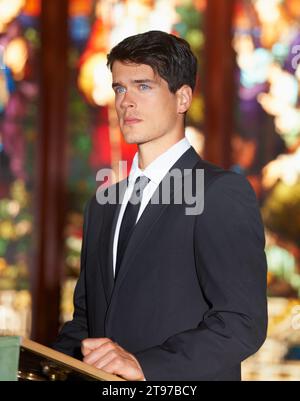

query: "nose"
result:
(120, 90), (136, 109)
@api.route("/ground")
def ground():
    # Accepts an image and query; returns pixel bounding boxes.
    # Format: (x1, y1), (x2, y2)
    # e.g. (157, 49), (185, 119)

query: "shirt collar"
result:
(128, 137), (191, 186)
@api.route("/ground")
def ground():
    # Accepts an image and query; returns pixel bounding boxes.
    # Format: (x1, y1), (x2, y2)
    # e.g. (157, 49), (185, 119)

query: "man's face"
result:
(112, 61), (181, 145)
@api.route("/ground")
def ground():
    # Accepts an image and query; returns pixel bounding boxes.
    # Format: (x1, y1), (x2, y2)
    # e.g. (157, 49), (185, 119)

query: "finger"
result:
(81, 343), (93, 357)
(91, 350), (119, 370)
(81, 338), (112, 355)
(83, 341), (117, 365)
(101, 358), (142, 381)
(100, 357), (123, 376)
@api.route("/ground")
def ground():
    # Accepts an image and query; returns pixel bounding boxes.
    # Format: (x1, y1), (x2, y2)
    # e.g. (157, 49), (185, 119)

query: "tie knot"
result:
(131, 175), (150, 200)
(135, 174), (150, 189)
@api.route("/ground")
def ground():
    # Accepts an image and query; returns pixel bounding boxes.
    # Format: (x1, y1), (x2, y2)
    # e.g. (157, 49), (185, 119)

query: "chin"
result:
(122, 131), (144, 145)
(123, 138), (137, 145)
(121, 135), (138, 145)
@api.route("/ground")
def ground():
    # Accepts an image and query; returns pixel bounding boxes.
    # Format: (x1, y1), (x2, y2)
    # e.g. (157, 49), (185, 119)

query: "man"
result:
(53, 30), (268, 381)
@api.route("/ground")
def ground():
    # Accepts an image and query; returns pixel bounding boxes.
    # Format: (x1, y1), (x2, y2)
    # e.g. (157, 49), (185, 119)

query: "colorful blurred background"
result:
(0, 0), (300, 381)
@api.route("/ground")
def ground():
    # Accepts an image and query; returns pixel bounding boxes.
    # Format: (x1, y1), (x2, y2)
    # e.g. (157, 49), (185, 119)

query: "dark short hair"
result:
(107, 30), (198, 93)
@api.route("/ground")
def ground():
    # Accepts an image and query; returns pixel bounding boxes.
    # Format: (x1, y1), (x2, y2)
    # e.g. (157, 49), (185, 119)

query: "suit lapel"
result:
(99, 179), (128, 305)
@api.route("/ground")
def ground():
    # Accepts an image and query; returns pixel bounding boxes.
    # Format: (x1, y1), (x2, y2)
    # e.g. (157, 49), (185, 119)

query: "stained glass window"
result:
(233, 0), (300, 295)
(0, 0), (40, 337)
(233, 0), (300, 380)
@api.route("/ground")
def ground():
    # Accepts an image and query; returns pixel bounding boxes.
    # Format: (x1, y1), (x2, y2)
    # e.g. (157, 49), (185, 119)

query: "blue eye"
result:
(140, 84), (150, 90)
(115, 86), (126, 94)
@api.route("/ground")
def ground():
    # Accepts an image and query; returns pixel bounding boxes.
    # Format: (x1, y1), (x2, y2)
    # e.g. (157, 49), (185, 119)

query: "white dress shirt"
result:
(112, 136), (191, 278)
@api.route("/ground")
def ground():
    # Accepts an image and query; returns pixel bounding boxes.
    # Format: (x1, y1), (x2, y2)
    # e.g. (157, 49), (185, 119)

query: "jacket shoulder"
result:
(195, 158), (254, 196)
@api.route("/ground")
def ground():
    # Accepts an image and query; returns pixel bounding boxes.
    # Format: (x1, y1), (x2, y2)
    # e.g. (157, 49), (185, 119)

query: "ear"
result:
(176, 85), (193, 114)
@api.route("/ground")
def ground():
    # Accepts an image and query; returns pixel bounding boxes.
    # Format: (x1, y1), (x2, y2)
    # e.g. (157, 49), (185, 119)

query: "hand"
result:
(81, 337), (145, 381)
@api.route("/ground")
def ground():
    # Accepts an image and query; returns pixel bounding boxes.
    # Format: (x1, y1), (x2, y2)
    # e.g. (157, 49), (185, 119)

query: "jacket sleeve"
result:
(134, 172), (268, 380)
(52, 200), (91, 359)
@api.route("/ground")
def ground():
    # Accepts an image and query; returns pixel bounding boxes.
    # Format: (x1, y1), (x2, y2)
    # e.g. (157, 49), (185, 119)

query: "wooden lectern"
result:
(18, 338), (126, 381)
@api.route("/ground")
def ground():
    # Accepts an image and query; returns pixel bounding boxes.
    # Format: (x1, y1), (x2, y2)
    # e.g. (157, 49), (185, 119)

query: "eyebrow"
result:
(112, 79), (157, 88)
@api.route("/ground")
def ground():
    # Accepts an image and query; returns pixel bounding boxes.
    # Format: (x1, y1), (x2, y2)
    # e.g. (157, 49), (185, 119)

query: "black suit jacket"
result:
(53, 147), (268, 381)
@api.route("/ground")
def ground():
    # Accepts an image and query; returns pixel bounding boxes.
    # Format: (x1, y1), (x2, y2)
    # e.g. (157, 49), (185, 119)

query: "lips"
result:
(124, 117), (142, 125)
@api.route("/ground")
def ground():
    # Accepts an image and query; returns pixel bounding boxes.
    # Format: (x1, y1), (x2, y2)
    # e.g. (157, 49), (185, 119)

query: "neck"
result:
(137, 132), (185, 170)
